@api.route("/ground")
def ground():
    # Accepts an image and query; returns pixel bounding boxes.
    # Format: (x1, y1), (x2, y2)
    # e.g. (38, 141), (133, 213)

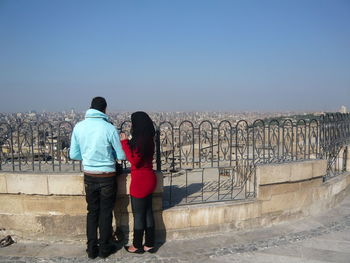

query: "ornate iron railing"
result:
(1, 113), (349, 207)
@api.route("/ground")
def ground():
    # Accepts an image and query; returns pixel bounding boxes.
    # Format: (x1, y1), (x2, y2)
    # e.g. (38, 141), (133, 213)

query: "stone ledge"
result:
(48, 174), (84, 195)
(257, 159), (327, 186)
(0, 174), (7, 192)
(5, 173), (49, 195)
(0, 171), (163, 196)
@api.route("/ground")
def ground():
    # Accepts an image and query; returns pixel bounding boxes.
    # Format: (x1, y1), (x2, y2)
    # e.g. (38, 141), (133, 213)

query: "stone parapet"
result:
(0, 171), (164, 241)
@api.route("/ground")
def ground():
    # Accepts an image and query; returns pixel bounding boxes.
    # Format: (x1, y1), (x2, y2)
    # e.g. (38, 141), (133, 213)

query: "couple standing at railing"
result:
(69, 97), (157, 259)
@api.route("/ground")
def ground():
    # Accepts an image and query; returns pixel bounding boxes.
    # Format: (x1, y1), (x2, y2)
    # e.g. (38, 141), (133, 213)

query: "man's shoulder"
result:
(104, 121), (118, 133)
(73, 120), (85, 129)
(74, 119), (117, 133)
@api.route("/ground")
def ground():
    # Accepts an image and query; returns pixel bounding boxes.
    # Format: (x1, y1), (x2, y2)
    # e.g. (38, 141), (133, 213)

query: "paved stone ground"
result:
(1, 195), (350, 263)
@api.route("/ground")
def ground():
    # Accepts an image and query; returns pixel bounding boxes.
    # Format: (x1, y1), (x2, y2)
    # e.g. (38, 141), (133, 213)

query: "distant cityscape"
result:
(0, 106), (347, 128)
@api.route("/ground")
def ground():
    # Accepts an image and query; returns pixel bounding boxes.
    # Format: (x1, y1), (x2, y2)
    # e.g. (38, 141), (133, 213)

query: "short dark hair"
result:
(90, 97), (107, 112)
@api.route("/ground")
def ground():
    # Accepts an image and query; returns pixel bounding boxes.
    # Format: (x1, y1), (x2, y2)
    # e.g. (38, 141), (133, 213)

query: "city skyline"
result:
(0, 0), (349, 112)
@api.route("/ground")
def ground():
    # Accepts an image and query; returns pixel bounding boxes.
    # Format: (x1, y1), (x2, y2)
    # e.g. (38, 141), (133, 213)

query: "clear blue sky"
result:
(0, 0), (349, 112)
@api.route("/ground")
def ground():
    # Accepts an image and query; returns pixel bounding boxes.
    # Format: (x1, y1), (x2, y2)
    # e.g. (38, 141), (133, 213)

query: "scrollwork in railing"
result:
(0, 122), (14, 171)
(309, 119), (319, 159)
(235, 120), (249, 162)
(282, 119), (294, 161)
(37, 122), (54, 171)
(17, 122), (34, 171)
(217, 120), (232, 166)
(198, 120), (214, 168)
(268, 120), (280, 162)
(119, 120), (132, 135)
(252, 119), (265, 164)
(296, 119), (307, 160)
(58, 121), (73, 171)
(178, 121), (195, 169)
(159, 121), (175, 171)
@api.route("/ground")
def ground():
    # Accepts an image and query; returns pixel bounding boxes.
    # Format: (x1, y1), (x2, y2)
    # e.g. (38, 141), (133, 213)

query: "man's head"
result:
(90, 97), (107, 113)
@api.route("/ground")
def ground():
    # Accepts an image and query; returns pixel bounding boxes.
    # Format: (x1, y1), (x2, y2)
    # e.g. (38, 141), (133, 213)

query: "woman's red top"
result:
(121, 139), (157, 198)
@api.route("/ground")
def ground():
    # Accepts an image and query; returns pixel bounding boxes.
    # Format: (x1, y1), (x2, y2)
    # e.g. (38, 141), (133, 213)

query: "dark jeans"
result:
(84, 175), (116, 253)
(131, 194), (155, 249)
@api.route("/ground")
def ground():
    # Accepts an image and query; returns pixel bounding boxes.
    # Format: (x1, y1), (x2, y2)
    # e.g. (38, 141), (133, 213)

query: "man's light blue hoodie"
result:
(69, 109), (126, 172)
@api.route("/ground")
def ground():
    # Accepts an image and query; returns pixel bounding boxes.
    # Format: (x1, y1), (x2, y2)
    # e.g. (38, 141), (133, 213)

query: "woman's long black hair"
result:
(128, 111), (155, 158)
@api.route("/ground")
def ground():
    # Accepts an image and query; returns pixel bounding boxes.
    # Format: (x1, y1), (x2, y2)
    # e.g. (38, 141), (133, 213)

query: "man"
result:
(70, 97), (125, 259)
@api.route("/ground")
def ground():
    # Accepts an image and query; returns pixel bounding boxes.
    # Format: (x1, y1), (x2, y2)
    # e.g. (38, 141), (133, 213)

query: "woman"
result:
(120, 111), (157, 254)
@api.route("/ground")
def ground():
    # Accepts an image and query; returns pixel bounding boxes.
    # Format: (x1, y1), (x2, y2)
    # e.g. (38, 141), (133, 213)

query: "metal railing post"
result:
(155, 129), (161, 171)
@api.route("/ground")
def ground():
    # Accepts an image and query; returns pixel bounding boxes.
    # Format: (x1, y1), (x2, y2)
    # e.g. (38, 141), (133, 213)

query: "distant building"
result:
(339, 105), (347, 113)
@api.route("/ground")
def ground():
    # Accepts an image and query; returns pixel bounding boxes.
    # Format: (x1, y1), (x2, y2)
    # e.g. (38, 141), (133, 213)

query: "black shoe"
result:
(124, 245), (144, 254)
(144, 246), (156, 253)
(86, 248), (99, 259)
(99, 243), (118, 258)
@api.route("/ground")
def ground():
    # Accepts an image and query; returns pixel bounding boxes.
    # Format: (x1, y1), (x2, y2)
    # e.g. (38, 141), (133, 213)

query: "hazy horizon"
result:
(1, 0), (349, 112)
(0, 108), (343, 114)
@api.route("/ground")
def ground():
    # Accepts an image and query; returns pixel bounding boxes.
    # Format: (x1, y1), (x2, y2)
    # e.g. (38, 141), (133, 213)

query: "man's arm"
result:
(110, 129), (126, 160)
(69, 128), (82, 160)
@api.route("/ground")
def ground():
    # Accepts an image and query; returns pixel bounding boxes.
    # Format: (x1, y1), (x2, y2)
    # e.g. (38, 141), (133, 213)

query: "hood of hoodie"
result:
(85, 109), (109, 122)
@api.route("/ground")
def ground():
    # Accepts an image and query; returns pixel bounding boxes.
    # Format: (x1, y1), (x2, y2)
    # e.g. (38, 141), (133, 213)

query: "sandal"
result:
(124, 245), (144, 254)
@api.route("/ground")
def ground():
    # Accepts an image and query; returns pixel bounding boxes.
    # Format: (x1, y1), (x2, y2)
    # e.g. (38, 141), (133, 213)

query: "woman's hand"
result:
(120, 132), (128, 141)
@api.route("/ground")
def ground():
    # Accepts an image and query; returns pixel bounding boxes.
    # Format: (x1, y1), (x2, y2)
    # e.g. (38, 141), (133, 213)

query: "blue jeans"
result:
(131, 194), (155, 248)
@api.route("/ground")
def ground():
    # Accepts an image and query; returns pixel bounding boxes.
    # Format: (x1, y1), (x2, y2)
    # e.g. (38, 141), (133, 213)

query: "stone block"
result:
(259, 181), (302, 201)
(63, 196), (86, 215)
(346, 173), (350, 184)
(257, 163), (291, 185)
(294, 188), (314, 208)
(290, 161), (313, 181)
(48, 173), (84, 195)
(23, 197), (65, 215)
(299, 177), (323, 190)
(270, 182), (299, 196)
(261, 192), (296, 214)
(6, 173), (48, 195)
(163, 207), (190, 229)
(330, 179), (347, 196)
(189, 204), (225, 227)
(312, 186), (331, 201)
(0, 195), (23, 214)
(312, 160), (327, 178)
(0, 214), (43, 234)
(0, 173), (7, 193)
(36, 214), (86, 236)
(224, 201), (260, 223)
(258, 185), (271, 201)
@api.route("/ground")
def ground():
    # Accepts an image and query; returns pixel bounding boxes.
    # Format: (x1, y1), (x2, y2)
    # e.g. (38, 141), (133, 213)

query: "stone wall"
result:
(0, 172), (163, 241)
(161, 160), (349, 239)
(0, 155), (350, 242)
